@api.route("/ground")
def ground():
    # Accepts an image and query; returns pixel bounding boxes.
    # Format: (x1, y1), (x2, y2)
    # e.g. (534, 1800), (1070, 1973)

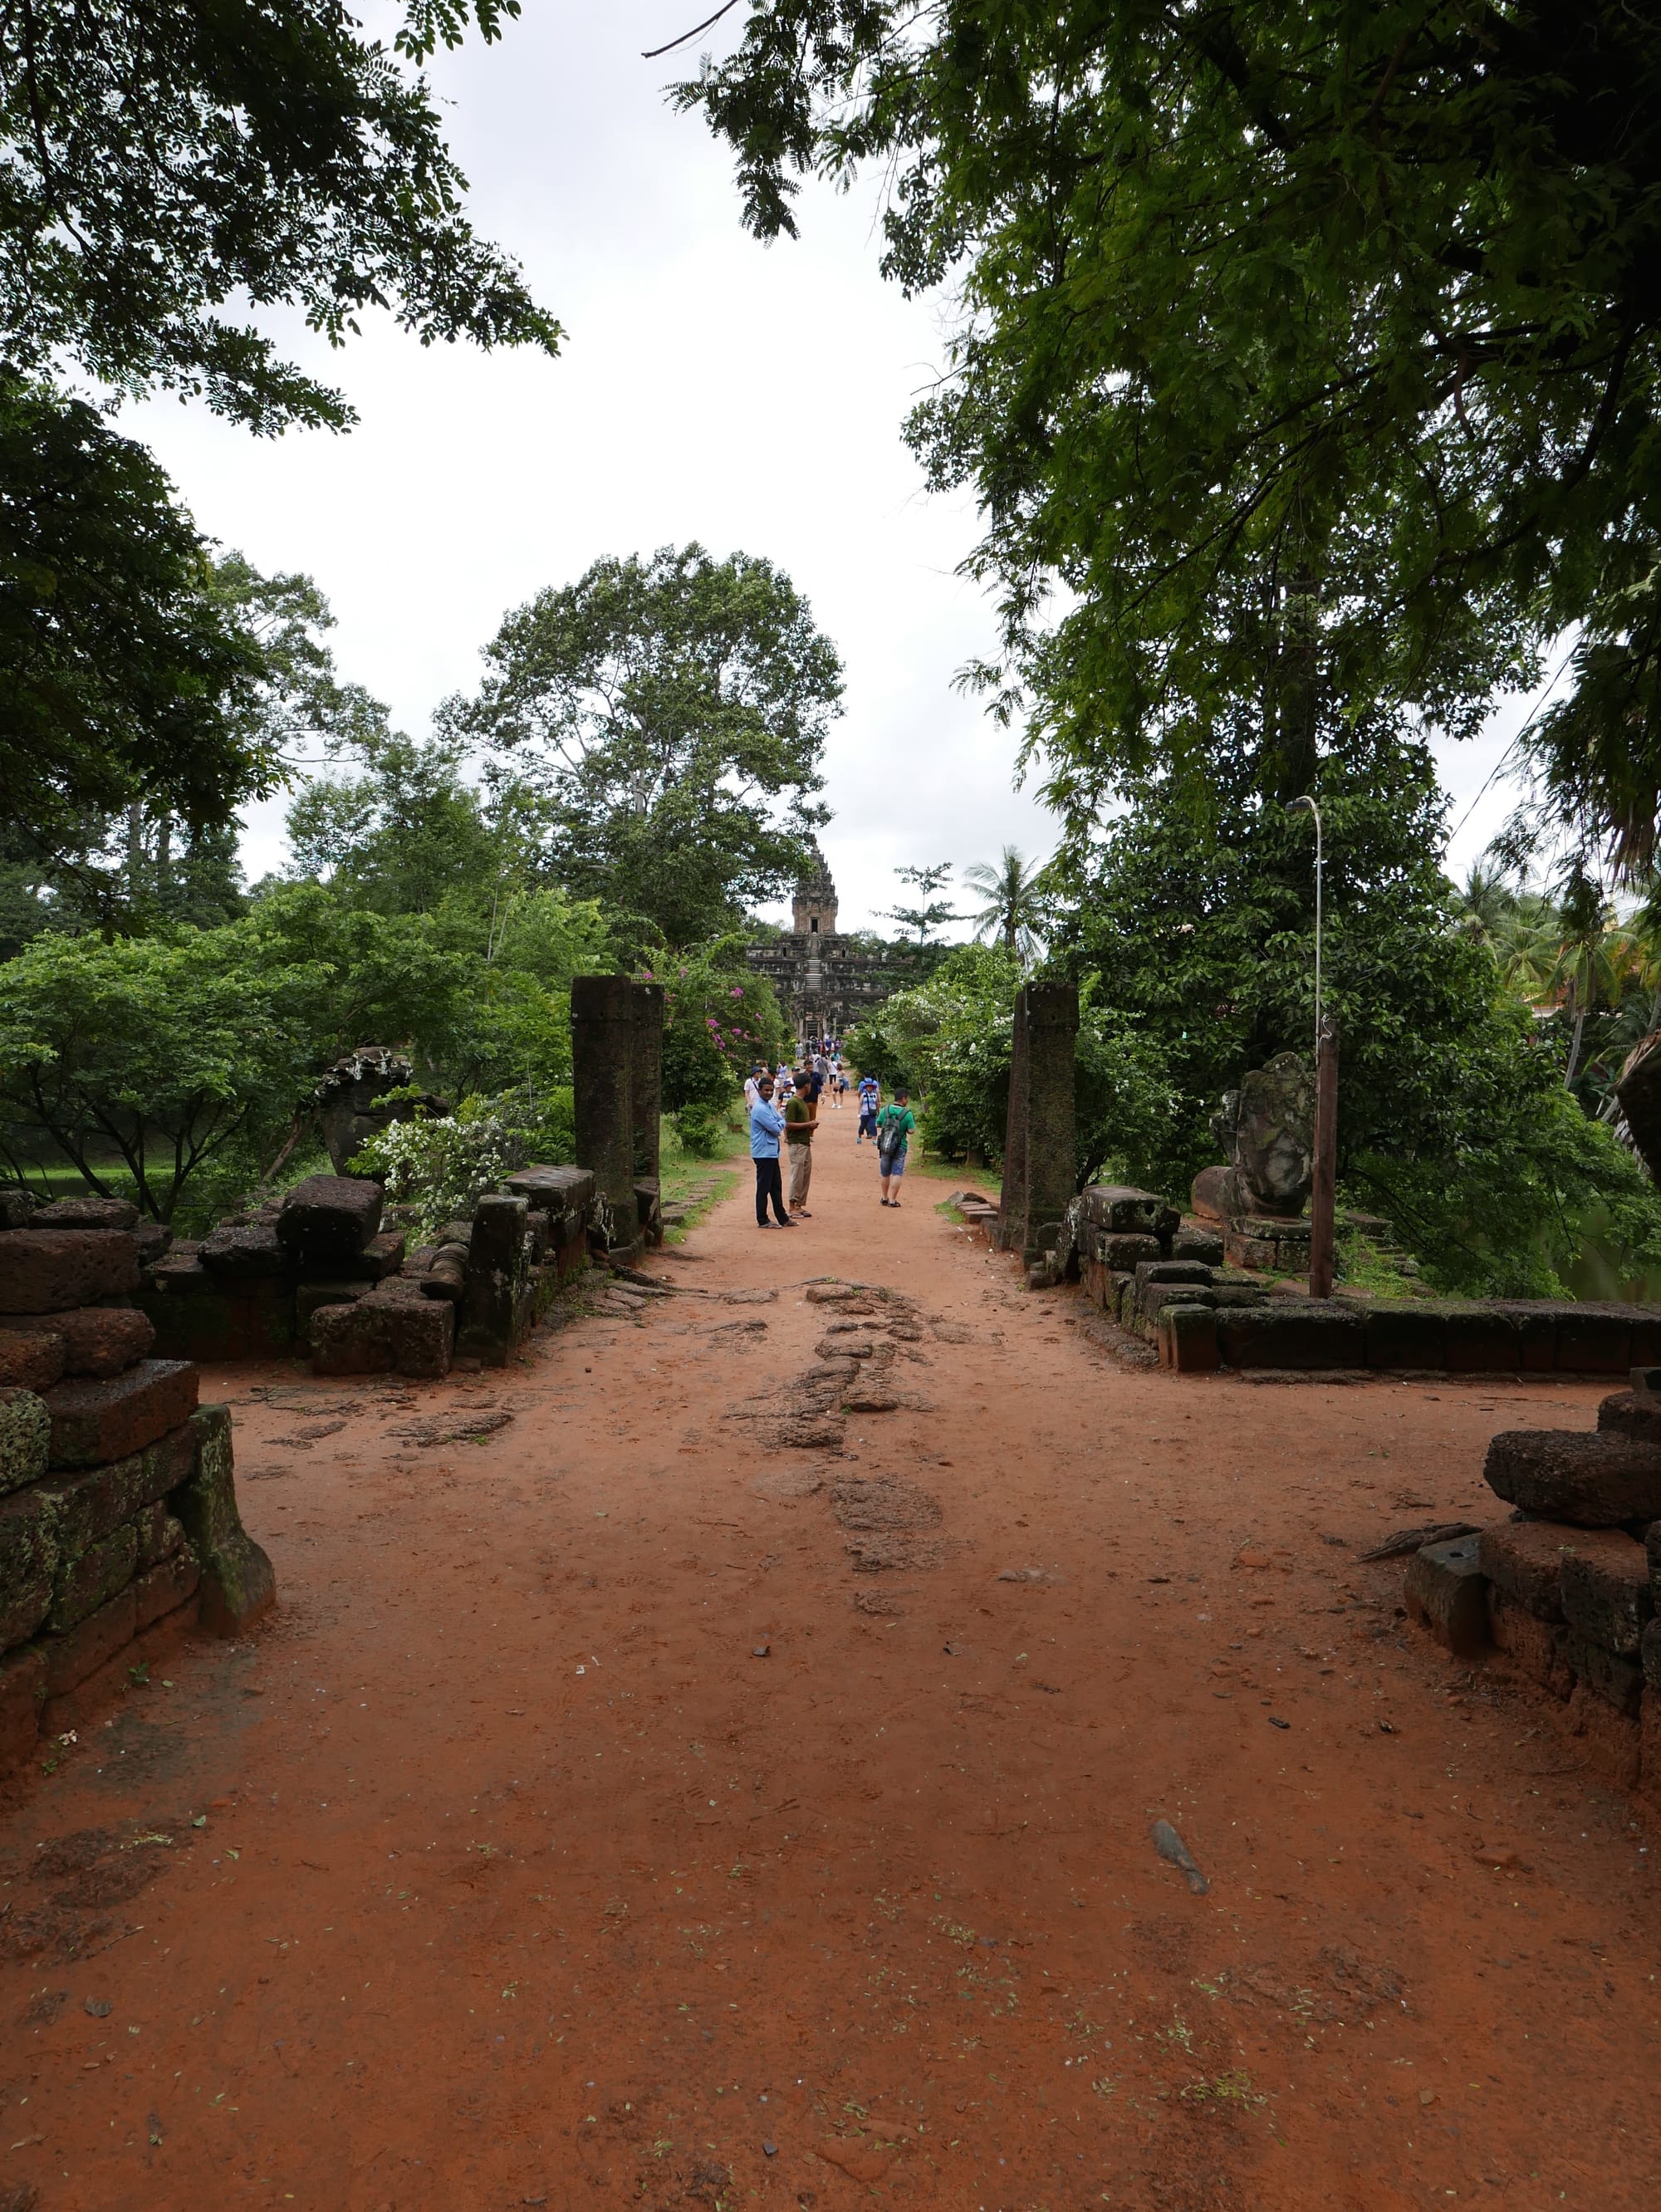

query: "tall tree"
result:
(0, 376), (274, 861)
(0, 0), (559, 432)
(2, 547), (381, 935)
(882, 862), (958, 946)
(442, 545), (840, 944)
(963, 846), (1046, 963)
(679, 4), (1661, 860)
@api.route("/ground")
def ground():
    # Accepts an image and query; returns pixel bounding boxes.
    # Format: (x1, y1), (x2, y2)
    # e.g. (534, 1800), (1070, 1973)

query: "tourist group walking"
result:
(746, 1047), (917, 1226)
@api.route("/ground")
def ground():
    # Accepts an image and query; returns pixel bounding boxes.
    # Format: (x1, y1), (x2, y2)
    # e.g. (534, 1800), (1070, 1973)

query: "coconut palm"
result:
(963, 846), (1048, 964)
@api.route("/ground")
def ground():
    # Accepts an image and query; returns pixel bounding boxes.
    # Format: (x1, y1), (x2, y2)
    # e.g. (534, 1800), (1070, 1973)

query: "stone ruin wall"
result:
(0, 1196), (276, 1787)
(0, 973), (667, 1782)
(124, 973), (666, 1386)
(967, 975), (1661, 1808)
(1402, 1383), (1661, 1807)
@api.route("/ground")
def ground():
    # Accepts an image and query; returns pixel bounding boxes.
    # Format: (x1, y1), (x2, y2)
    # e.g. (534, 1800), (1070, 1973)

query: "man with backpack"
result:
(875, 1088), (916, 1207)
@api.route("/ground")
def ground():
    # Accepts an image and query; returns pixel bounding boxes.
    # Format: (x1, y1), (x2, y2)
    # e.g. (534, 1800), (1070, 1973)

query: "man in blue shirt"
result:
(749, 1075), (794, 1228)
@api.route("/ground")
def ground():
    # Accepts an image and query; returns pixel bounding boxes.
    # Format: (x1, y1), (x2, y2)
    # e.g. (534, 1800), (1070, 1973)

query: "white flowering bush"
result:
(349, 1112), (523, 1241)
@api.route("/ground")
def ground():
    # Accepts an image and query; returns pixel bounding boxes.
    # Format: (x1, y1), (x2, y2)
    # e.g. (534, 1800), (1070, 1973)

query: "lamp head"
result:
(1286, 796), (1316, 816)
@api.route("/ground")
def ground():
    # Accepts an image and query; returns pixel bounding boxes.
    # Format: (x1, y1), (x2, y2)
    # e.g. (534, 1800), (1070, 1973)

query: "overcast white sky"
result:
(125, 3), (1522, 932)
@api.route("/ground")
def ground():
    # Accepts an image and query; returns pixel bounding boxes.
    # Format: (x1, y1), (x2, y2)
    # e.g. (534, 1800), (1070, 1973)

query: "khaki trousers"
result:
(787, 1140), (813, 1209)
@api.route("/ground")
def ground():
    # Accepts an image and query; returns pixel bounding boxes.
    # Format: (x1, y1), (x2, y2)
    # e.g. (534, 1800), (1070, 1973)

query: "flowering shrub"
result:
(349, 1111), (525, 1240)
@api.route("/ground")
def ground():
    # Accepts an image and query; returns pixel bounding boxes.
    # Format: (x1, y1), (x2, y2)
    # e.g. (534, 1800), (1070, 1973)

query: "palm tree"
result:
(963, 846), (1047, 964)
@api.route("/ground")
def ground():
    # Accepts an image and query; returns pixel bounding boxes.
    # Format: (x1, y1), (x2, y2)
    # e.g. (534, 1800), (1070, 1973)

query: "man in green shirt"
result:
(875, 1088), (916, 1208)
(784, 1071), (818, 1217)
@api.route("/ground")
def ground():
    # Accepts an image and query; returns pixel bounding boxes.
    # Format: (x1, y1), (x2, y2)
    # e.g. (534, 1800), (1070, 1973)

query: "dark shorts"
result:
(859, 1110), (878, 1135)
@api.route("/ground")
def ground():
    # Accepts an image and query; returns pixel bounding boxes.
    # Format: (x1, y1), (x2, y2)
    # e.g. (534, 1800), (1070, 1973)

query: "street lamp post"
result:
(1287, 796), (1338, 1298)
(1286, 796), (1322, 1057)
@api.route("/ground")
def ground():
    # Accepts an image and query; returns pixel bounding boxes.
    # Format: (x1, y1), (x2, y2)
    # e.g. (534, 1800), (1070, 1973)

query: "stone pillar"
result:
(571, 975), (639, 1255)
(629, 982), (664, 1248)
(998, 981), (1078, 1263)
(1022, 982), (1079, 1263)
(997, 988), (1031, 1253)
(458, 1193), (531, 1366)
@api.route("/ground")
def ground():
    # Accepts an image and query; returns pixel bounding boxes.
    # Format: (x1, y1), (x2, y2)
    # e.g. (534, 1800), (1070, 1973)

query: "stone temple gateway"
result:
(744, 854), (909, 1043)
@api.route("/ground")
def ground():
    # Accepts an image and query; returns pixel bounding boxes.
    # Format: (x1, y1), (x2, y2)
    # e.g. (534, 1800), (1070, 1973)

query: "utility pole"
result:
(1309, 1014), (1339, 1297)
(1286, 795), (1336, 1297)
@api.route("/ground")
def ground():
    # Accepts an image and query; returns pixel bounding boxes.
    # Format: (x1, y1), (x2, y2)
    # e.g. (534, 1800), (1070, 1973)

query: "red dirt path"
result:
(2, 1127), (1658, 2211)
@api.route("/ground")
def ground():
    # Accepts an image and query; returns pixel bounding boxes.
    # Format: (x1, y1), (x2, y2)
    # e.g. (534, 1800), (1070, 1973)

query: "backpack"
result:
(877, 1108), (908, 1165)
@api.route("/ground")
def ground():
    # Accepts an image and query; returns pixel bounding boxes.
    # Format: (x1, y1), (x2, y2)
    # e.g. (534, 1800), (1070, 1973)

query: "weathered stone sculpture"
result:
(314, 1047), (449, 1175)
(1193, 1052), (1315, 1272)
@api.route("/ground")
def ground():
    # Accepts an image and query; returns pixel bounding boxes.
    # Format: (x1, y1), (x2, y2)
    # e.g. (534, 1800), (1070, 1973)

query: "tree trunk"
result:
(1564, 998), (1588, 1090)
(125, 802), (145, 910)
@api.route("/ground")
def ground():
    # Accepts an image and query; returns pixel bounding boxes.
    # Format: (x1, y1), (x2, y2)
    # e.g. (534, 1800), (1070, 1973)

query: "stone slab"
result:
(134, 1501), (184, 1571)
(1082, 1185), (1179, 1239)
(311, 1288), (454, 1379)
(1641, 1689), (1661, 1810)
(0, 1486), (56, 1650)
(2, 1305), (155, 1378)
(30, 1196), (139, 1230)
(1444, 1307), (1521, 1374)
(1554, 1306), (1634, 1375)
(1557, 1529), (1653, 1655)
(276, 1173), (383, 1261)
(1483, 1430), (1661, 1527)
(505, 1165), (596, 1223)
(1365, 1305), (1448, 1371)
(1139, 1282), (1217, 1326)
(1642, 1616), (1661, 1695)
(139, 1277), (296, 1362)
(296, 1281), (372, 1343)
(0, 1642), (45, 1776)
(47, 1518), (139, 1633)
(1157, 1302), (1220, 1374)
(198, 1221), (287, 1278)
(131, 1549), (200, 1632)
(1561, 1628), (1644, 1716)
(1216, 1302), (1366, 1370)
(1595, 1390), (1661, 1449)
(0, 1387), (51, 1495)
(1172, 1225), (1225, 1265)
(1564, 1679), (1641, 1787)
(1404, 1534), (1490, 1656)
(42, 1360), (200, 1468)
(0, 1328), (66, 1391)
(39, 1585), (136, 1695)
(1097, 1233), (1162, 1271)
(1134, 1259), (1213, 1290)
(0, 1230), (141, 1313)
(1478, 1519), (1570, 1621)
(1487, 1587), (1572, 1698)
(177, 1405), (276, 1636)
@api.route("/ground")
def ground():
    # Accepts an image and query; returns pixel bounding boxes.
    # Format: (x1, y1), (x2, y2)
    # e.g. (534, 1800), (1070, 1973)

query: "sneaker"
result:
(778, 1216), (797, 1227)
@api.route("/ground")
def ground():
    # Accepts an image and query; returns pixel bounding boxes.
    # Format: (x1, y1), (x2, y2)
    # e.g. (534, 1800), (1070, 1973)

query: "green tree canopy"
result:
(0, 926), (327, 1219)
(441, 545), (840, 944)
(0, 377), (276, 859)
(680, 3), (1661, 858)
(0, 0), (560, 431)
(881, 861), (958, 947)
(1051, 719), (1661, 1292)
